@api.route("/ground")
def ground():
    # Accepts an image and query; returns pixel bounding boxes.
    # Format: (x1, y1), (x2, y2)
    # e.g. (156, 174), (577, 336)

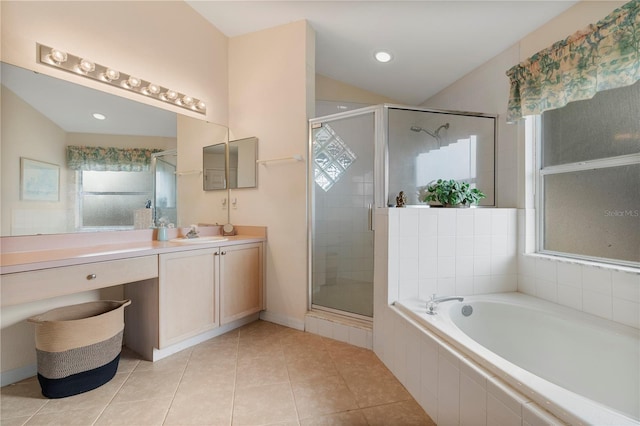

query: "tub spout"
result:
(426, 294), (464, 315)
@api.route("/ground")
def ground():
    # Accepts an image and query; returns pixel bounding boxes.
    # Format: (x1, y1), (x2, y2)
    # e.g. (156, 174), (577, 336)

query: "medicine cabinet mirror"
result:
(203, 143), (227, 191)
(229, 137), (258, 189)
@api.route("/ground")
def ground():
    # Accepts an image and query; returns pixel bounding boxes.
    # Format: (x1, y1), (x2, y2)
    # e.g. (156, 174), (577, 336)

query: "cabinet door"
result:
(220, 243), (263, 325)
(159, 248), (218, 348)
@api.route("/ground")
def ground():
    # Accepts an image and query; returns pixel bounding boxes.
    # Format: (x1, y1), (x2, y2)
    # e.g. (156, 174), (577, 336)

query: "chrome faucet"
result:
(185, 225), (199, 239)
(426, 294), (464, 315)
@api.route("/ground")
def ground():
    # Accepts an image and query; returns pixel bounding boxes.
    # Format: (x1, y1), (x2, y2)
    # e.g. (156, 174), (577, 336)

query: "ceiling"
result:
(2, 2), (579, 136)
(188, 0), (578, 105)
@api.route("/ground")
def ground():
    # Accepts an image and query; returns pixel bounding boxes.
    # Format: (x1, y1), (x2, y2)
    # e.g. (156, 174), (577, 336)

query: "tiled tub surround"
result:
(385, 207), (519, 302)
(396, 294), (640, 425)
(373, 207), (640, 425)
(378, 304), (566, 426)
(518, 209), (640, 329)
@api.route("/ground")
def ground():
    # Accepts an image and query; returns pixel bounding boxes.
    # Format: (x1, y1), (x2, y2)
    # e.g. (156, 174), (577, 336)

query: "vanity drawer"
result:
(1, 255), (158, 307)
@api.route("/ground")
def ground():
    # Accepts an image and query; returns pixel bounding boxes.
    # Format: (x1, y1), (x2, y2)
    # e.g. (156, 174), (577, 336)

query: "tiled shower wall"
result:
(384, 207), (518, 304)
(313, 176), (374, 287)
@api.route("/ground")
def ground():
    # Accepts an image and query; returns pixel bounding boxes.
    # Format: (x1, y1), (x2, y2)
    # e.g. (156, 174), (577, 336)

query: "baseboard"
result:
(151, 313), (259, 361)
(1, 363), (37, 387)
(305, 311), (373, 349)
(259, 310), (305, 331)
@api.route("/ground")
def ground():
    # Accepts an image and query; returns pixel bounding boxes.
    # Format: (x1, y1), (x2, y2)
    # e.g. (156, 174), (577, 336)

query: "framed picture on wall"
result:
(20, 157), (60, 202)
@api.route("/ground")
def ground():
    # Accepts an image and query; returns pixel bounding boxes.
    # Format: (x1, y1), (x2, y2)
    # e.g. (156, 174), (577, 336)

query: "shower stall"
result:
(308, 105), (496, 319)
(151, 149), (178, 226)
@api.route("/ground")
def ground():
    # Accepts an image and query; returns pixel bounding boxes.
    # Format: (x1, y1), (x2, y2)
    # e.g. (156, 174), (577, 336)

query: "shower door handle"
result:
(368, 203), (373, 231)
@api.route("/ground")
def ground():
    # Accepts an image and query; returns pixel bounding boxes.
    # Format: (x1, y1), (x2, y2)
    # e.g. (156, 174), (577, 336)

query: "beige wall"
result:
(518, 1), (625, 61)
(421, 1), (625, 208)
(316, 74), (400, 105)
(228, 21), (315, 328)
(177, 115), (229, 227)
(0, 1), (228, 125)
(1, 86), (68, 235)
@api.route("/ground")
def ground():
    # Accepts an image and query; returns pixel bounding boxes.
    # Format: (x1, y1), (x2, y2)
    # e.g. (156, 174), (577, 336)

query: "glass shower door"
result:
(310, 111), (375, 318)
(152, 150), (177, 226)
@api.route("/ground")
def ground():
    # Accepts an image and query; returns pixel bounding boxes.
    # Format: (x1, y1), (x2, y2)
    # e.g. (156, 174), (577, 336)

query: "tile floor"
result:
(1, 320), (435, 425)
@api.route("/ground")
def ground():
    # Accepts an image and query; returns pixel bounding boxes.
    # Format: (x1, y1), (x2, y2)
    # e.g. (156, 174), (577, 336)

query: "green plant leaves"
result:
(422, 179), (486, 206)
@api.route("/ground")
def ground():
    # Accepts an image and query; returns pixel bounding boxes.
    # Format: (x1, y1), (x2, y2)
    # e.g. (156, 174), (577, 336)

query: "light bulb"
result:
(104, 68), (120, 81)
(50, 48), (67, 64)
(146, 84), (161, 95)
(127, 76), (141, 88)
(196, 100), (206, 110)
(164, 90), (178, 101)
(374, 51), (392, 63)
(79, 59), (95, 73)
(182, 96), (194, 106)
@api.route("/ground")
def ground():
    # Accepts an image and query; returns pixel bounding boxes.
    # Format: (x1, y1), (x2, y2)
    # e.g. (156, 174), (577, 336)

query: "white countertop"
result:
(1, 234), (265, 274)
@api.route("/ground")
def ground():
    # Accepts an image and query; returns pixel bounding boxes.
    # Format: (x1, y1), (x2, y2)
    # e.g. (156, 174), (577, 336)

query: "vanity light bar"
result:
(37, 44), (206, 115)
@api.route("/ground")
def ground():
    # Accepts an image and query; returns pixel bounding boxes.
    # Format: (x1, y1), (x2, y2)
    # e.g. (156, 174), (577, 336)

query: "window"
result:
(538, 81), (640, 266)
(79, 170), (152, 230)
(313, 123), (357, 192)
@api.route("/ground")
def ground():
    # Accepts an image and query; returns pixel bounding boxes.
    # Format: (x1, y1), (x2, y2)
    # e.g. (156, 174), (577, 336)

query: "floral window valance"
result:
(66, 145), (163, 172)
(506, 0), (639, 123)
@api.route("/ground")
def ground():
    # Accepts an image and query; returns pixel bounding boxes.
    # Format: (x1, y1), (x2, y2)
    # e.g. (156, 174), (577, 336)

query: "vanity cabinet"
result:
(158, 241), (264, 348)
(219, 242), (263, 325)
(158, 248), (218, 348)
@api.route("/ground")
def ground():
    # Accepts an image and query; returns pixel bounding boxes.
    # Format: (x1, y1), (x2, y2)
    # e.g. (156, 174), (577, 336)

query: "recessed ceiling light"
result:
(374, 51), (392, 63)
(92, 113), (106, 120)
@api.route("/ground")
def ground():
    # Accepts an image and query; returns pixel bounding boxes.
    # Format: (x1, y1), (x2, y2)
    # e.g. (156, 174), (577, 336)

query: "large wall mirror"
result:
(1, 62), (227, 236)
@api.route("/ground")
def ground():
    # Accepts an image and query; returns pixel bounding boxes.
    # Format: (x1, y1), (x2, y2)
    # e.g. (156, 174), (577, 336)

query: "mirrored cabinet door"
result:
(203, 143), (227, 191)
(229, 137), (257, 189)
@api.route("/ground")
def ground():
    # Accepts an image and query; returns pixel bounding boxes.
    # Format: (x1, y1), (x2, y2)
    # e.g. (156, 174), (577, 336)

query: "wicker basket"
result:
(28, 300), (131, 398)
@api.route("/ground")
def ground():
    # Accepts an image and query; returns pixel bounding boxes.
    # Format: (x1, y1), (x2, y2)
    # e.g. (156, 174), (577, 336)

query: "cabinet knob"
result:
(214, 252), (219, 256)
(86, 274), (97, 280)
(221, 251), (226, 255)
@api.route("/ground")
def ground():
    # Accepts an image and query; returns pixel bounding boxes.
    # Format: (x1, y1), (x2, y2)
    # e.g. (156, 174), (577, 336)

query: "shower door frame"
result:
(151, 149), (178, 227)
(307, 105), (385, 320)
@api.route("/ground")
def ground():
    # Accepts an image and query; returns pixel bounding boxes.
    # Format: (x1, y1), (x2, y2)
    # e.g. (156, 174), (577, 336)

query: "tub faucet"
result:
(426, 294), (464, 315)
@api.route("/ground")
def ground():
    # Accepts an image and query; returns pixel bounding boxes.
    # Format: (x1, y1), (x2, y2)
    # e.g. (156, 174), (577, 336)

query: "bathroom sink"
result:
(169, 236), (228, 244)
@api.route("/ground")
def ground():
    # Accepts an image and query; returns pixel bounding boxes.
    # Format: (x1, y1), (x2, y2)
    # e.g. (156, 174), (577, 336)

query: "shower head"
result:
(436, 123), (450, 134)
(410, 123), (450, 142)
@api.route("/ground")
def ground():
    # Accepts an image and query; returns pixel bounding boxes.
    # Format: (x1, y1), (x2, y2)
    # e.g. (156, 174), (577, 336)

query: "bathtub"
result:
(395, 292), (640, 425)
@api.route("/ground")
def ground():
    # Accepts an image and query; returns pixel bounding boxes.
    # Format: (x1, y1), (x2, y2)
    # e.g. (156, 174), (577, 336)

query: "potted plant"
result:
(421, 179), (486, 207)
